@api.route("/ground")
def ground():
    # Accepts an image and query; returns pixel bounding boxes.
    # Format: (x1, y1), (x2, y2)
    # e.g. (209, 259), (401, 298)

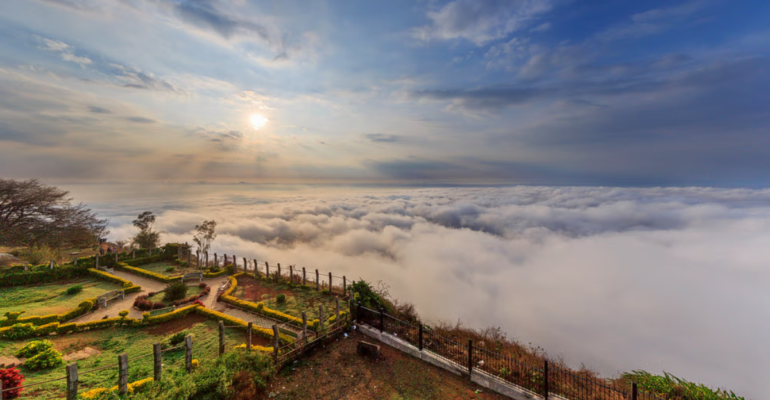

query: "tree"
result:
(131, 211), (161, 249)
(192, 220), (217, 254)
(0, 179), (109, 250)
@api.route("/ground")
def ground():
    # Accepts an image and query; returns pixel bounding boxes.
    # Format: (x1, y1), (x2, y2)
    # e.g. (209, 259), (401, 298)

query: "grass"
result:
(232, 277), (349, 321)
(136, 261), (201, 276)
(0, 319), (247, 400)
(146, 285), (204, 305)
(0, 278), (123, 317)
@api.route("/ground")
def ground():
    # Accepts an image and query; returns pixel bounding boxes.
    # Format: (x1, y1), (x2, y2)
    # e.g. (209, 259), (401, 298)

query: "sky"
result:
(1, 0), (769, 186)
(63, 183), (770, 398)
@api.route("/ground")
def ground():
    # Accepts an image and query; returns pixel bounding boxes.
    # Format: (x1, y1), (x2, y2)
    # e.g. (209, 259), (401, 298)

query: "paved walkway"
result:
(71, 270), (301, 336)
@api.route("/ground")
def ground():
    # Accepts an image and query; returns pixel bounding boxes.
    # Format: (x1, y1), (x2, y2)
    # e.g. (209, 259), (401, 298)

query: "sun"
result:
(250, 114), (268, 130)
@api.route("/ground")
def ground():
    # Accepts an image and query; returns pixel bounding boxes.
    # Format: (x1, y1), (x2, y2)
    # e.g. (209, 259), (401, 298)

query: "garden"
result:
(132, 261), (201, 277)
(0, 278), (122, 318)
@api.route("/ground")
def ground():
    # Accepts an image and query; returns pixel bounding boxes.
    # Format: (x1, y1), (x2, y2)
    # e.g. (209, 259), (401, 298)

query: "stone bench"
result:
(182, 272), (203, 283)
(97, 289), (125, 308)
(357, 340), (381, 359)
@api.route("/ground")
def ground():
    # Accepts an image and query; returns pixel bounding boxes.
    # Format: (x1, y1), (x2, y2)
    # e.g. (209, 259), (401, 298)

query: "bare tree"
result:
(0, 179), (109, 250)
(131, 211), (161, 249)
(192, 220), (217, 254)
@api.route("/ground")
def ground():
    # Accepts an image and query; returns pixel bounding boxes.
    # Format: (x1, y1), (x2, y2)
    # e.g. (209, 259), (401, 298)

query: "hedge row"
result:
(0, 265), (91, 288)
(142, 304), (198, 325)
(195, 307), (294, 346)
(87, 268), (141, 294)
(203, 268), (229, 278)
(1, 298), (98, 328)
(234, 343), (273, 353)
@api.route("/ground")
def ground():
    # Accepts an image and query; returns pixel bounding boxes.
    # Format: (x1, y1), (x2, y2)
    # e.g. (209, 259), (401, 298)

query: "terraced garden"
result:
(232, 275), (349, 322)
(133, 261), (201, 276)
(145, 284), (205, 306)
(0, 278), (122, 317)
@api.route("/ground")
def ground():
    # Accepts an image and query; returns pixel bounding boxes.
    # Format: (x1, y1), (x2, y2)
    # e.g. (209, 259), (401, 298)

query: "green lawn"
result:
(135, 261), (201, 276)
(0, 278), (123, 317)
(233, 277), (349, 322)
(146, 285), (204, 306)
(0, 319), (248, 400)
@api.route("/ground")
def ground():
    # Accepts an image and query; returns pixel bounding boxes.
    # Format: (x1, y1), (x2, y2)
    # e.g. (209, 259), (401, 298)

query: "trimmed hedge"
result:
(115, 263), (182, 283)
(144, 305), (197, 325)
(203, 268), (229, 278)
(88, 268), (135, 288)
(195, 307), (294, 346)
(234, 343), (273, 353)
(0, 264), (91, 288)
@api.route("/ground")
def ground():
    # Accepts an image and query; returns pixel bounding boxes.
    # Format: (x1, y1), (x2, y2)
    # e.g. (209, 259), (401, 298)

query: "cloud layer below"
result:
(64, 183), (770, 398)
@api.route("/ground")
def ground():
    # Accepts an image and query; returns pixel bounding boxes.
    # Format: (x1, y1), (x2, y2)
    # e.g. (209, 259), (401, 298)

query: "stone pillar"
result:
(185, 335), (193, 373)
(247, 322), (253, 350)
(118, 353), (128, 395)
(302, 312), (308, 339)
(218, 320), (225, 356)
(316, 269), (320, 291)
(66, 363), (78, 400)
(153, 343), (162, 382)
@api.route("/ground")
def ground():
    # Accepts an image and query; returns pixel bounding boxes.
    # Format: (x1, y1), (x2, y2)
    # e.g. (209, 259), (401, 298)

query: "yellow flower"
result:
(192, 359), (199, 369)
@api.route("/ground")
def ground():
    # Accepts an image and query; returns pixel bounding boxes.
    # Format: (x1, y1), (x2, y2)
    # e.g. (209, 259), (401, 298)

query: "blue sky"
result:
(0, 0), (768, 186)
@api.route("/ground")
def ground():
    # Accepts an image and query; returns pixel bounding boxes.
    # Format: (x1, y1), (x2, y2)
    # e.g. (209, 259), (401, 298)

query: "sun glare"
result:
(250, 114), (268, 130)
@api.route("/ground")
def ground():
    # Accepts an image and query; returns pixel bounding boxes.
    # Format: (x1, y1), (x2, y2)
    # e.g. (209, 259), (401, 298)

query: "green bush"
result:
(25, 348), (63, 370)
(169, 331), (187, 347)
(622, 371), (744, 400)
(20, 245), (56, 266)
(351, 279), (388, 310)
(164, 281), (189, 302)
(276, 294), (286, 303)
(4, 323), (34, 340)
(164, 266), (175, 273)
(65, 285), (83, 295)
(119, 310), (129, 318)
(17, 340), (54, 358)
(209, 265), (221, 273)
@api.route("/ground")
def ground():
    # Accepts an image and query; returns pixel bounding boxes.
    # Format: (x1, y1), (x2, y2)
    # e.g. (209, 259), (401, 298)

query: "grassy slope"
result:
(0, 278), (123, 316)
(137, 261), (201, 276)
(146, 285), (204, 305)
(0, 319), (246, 400)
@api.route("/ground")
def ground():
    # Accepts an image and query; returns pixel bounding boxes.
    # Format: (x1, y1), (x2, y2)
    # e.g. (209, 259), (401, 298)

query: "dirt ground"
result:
(239, 276), (296, 301)
(259, 329), (509, 400)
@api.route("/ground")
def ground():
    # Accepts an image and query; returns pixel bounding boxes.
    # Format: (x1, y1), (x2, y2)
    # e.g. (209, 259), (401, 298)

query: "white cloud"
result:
(413, 0), (553, 46)
(65, 184), (770, 398)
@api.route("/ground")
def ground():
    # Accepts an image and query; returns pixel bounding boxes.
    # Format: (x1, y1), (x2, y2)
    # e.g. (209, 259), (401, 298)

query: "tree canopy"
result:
(0, 179), (109, 249)
(131, 211), (161, 249)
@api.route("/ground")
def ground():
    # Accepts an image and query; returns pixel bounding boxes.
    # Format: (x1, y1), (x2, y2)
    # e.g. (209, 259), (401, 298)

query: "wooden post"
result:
(253, 259), (258, 279)
(115, 252), (118, 263)
(233, 254), (237, 271)
(247, 322), (253, 350)
(224, 254), (228, 267)
(632, 382), (638, 400)
(335, 297), (340, 323)
(243, 257), (247, 273)
(289, 265), (294, 284)
(379, 307), (384, 333)
(343, 276), (347, 294)
(66, 362), (78, 400)
(219, 320), (225, 356)
(95, 255), (99, 268)
(266, 261), (270, 279)
(302, 267), (306, 286)
(205, 252), (209, 268)
(277, 263), (281, 282)
(316, 269), (320, 291)
(118, 353), (128, 395)
(319, 305), (324, 330)
(214, 253), (218, 268)
(185, 335), (193, 372)
(302, 311), (308, 338)
(329, 272), (333, 292)
(272, 324), (280, 360)
(153, 343), (162, 382)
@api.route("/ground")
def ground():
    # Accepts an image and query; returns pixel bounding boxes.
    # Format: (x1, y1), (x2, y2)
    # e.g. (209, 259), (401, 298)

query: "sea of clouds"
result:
(65, 184), (770, 398)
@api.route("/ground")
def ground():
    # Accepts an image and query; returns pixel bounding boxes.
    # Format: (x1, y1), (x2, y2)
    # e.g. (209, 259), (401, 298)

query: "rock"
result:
(0, 355), (23, 368)
(63, 347), (101, 362)
(357, 340), (381, 359)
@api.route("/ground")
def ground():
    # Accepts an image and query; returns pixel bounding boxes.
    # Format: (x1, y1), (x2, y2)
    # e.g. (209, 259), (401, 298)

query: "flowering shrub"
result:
(0, 368), (25, 399)
(192, 359), (199, 369)
(25, 348), (63, 370)
(16, 339), (54, 358)
(119, 310), (129, 318)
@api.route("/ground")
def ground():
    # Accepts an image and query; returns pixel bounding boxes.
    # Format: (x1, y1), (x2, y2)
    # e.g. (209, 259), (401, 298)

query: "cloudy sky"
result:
(1, 0), (769, 186)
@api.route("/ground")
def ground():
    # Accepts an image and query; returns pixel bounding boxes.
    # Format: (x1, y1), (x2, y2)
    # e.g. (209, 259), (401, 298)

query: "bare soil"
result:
(239, 276), (296, 302)
(258, 329), (509, 400)
(145, 313), (209, 335)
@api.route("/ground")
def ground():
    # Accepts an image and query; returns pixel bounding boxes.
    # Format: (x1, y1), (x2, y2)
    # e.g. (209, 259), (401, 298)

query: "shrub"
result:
(164, 266), (175, 273)
(20, 245), (56, 266)
(119, 310), (129, 318)
(199, 282), (207, 289)
(169, 331), (187, 347)
(65, 285), (83, 295)
(225, 264), (235, 274)
(56, 323), (76, 335)
(17, 340), (54, 358)
(163, 281), (188, 302)
(210, 265), (221, 273)
(4, 311), (24, 321)
(4, 323), (34, 340)
(25, 348), (63, 370)
(0, 367), (25, 399)
(351, 279), (388, 310)
(192, 359), (199, 369)
(276, 294), (286, 303)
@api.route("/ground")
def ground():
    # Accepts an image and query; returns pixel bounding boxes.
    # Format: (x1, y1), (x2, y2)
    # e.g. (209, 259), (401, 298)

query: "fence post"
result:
(302, 267), (306, 286)
(278, 263), (281, 282)
(233, 254), (237, 271)
(66, 362), (78, 400)
(419, 324), (423, 351)
(253, 259), (258, 279)
(153, 343), (162, 382)
(543, 360), (550, 400)
(272, 324), (280, 361)
(115, 252), (118, 263)
(118, 353), (128, 395)
(266, 261), (270, 279)
(632, 382), (638, 400)
(316, 269), (320, 291)
(335, 298), (340, 323)
(219, 320), (225, 356)
(343, 276), (347, 294)
(319, 305), (325, 331)
(379, 307), (384, 333)
(302, 312), (308, 338)
(205, 252), (209, 268)
(289, 265), (294, 284)
(247, 322), (253, 350)
(328, 272), (333, 292)
(185, 335), (193, 372)
(214, 253), (218, 268)
(468, 340), (473, 378)
(243, 257), (247, 272)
